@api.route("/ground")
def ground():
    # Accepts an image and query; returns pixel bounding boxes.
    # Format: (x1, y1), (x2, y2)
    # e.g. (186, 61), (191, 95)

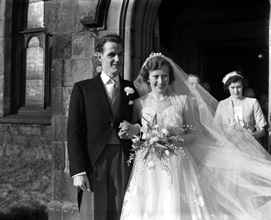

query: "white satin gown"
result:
(120, 95), (210, 220)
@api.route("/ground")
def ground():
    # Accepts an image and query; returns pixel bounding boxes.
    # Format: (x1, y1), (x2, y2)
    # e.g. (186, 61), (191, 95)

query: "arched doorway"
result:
(122, 0), (270, 151)
(159, 0), (269, 100)
(158, 0), (270, 151)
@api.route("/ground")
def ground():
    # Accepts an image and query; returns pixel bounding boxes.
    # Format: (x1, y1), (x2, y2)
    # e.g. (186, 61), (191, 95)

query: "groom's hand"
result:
(73, 174), (91, 192)
(119, 121), (140, 139)
(118, 121), (131, 139)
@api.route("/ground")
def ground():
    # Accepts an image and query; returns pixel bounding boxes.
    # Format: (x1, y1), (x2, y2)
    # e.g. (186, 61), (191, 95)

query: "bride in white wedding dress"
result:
(119, 53), (271, 220)
(121, 90), (208, 220)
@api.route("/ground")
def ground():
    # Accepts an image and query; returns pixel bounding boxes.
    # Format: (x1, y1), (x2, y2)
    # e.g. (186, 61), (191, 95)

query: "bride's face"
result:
(148, 65), (170, 94)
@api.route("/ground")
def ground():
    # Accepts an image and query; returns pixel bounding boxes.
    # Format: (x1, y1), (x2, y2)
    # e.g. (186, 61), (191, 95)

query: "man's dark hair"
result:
(95, 34), (123, 53)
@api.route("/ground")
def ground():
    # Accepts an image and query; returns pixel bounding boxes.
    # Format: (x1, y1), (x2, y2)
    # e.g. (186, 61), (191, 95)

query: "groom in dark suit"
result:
(67, 34), (139, 220)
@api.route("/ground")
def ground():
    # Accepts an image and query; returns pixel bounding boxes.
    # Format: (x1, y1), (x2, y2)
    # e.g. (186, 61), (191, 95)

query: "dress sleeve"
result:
(182, 96), (197, 145)
(254, 99), (267, 130)
(132, 97), (143, 124)
(213, 102), (223, 125)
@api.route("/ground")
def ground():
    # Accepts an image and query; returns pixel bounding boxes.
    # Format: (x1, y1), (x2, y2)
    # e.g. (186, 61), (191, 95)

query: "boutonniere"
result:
(124, 87), (135, 96)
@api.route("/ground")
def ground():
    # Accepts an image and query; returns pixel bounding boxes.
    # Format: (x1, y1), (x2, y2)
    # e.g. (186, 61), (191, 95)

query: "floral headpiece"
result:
(142, 52), (165, 68)
(222, 71), (243, 85)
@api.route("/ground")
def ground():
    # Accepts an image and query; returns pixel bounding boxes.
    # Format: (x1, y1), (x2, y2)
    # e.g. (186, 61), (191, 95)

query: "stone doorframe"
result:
(269, 0), (271, 152)
(119, 0), (271, 152)
(0, 0), (13, 117)
(117, 0), (162, 81)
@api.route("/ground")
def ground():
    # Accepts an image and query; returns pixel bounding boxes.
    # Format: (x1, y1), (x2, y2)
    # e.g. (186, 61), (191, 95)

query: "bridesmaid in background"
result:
(214, 71), (267, 143)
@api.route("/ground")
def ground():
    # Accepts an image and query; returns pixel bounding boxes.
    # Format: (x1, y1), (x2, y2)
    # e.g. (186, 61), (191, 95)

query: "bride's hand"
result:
(119, 121), (140, 139)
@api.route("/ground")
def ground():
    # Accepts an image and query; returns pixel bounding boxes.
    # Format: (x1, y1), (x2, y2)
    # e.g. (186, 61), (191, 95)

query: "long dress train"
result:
(121, 54), (271, 220)
(120, 92), (271, 220)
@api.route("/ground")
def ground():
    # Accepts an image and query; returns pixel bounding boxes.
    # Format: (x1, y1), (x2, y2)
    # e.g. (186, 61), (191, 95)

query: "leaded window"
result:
(10, 0), (51, 121)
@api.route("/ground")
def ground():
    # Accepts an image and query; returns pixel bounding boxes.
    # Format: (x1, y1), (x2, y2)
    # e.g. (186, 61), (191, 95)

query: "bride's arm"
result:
(174, 96), (197, 147)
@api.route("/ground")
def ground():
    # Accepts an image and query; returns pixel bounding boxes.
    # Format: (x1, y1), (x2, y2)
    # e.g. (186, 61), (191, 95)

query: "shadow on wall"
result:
(0, 206), (48, 220)
(0, 157), (51, 220)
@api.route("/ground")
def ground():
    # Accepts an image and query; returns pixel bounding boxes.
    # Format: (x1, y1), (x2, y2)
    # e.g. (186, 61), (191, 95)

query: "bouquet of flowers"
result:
(127, 113), (196, 166)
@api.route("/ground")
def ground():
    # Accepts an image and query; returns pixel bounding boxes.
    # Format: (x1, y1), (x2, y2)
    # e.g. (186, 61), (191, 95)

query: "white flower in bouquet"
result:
(149, 136), (160, 144)
(128, 113), (196, 167)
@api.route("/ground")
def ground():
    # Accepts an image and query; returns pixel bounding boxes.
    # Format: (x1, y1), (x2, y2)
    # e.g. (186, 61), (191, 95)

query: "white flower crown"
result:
(142, 52), (165, 68)
(148, 52), (164, 58)
(222, 71), (243, 85)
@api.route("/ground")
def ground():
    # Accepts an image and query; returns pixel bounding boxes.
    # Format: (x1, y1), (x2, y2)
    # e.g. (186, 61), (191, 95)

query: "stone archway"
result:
(269, 0), (271, 152)
(0, 0), (13, 116)
(119, 0), (162, 81)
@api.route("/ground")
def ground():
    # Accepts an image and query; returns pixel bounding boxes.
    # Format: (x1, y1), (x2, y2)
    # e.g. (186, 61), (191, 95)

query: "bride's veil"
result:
(133, 53), (271, 219)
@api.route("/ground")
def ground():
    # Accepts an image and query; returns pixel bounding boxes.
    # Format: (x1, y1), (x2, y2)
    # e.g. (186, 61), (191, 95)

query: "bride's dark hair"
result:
(139, 56), (175, 84)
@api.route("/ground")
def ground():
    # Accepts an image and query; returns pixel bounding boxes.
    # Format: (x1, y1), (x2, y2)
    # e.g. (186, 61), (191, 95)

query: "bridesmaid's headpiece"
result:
(222, 71), (243, 85)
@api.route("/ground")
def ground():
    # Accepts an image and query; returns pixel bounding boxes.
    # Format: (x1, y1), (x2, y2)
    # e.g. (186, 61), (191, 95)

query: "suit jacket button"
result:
(111, 123), (114, 127)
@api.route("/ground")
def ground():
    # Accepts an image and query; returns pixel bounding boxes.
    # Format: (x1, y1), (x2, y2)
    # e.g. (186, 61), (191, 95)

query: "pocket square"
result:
(128, 100), (134, 105)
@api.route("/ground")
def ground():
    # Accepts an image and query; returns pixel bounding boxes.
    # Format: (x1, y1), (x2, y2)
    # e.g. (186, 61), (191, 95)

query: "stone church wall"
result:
(46, 0), (104, 219)
(0, 124), (51, 159)
(0, 122), (52, 219)
(0, 0), (130, 219)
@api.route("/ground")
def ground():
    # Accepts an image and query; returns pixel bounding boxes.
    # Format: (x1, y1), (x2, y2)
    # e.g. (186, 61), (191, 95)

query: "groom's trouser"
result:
(79, 144), (131, 220)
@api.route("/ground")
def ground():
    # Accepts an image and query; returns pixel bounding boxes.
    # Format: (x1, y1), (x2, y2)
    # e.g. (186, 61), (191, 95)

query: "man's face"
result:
(188, 76), (200, 88)
(98, 41), (123, 78)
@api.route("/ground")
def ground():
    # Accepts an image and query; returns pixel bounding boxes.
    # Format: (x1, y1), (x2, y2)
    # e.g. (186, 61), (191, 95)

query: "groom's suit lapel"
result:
(116, 78), (129, 119)
(91, 75), (131, 120)
(92, 74), (113, 117)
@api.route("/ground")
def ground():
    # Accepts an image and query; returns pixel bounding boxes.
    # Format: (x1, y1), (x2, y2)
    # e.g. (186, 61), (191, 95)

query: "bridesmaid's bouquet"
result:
(127, 113), (195, 166)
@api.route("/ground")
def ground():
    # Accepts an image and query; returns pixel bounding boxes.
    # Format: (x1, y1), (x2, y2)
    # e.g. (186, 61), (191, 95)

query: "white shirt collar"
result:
(100, 72), (120, 85)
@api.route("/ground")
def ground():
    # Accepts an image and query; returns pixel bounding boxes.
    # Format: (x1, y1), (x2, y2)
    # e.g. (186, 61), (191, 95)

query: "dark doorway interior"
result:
(201, 39), (268, 101)
(158, 0), (269, 101)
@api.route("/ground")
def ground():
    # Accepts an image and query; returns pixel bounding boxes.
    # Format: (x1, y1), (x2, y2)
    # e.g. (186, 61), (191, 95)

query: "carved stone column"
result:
(0, 0), (12, 117)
